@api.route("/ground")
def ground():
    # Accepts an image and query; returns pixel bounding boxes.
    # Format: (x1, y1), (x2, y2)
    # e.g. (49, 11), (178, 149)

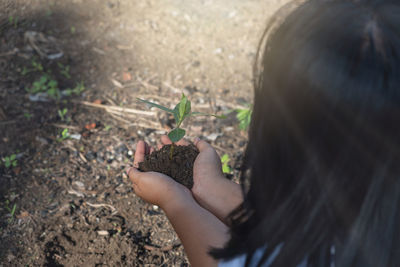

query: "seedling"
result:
(4, 200), (17, 223)
(58, 63), (71, 79)
(63, 81), (85, 96)
(26, 75), (60, 100)
(221, 154), (232, 174)
(2, 154), (17, 169)
(235, 105), (252, 131)
(58, 108), (68, 121)
(24, 112), (33, 120)
(57, 128), (70, 142)
(138, 93), (224, 158)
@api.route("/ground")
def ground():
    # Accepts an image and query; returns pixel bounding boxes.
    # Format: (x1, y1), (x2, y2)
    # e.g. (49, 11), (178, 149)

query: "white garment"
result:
(218, 244), (308, 267)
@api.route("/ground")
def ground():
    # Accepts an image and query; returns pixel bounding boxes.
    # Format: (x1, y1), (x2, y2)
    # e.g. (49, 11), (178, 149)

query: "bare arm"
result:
(163, 192), (229, 267)
(128, 140), (229, 267)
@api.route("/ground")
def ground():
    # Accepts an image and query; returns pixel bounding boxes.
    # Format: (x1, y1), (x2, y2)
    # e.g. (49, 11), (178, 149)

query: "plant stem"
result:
(169, 143), (175, 160)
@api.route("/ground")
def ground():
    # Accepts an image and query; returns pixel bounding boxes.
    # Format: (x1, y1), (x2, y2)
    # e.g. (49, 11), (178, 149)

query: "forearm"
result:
(163, 197), (229, 267)
(194, 176), (243, 225)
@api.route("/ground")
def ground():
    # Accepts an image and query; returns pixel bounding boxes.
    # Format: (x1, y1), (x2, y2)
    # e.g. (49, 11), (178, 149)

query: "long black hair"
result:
(211, 0), (400, 266)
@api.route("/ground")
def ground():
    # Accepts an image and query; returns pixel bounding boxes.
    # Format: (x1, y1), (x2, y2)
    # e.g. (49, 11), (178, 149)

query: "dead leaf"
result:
(85, 123), (96, 130)
(93, 99), (102, 104)
(122, 72), (132, 81)
(17, 211), (30, 219)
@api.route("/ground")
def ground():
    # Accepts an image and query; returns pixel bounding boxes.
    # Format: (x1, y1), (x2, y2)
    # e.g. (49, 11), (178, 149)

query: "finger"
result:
(161, 135), (172, 145)
(161, 134), (189, 146)
(126, 167), (142, 185)
(176, 138), (190, 146)
(194, 137), (212, 152)
(150, 147), (155, 154)
(157, 143), (163, 150)
(134, 141), (146, 167)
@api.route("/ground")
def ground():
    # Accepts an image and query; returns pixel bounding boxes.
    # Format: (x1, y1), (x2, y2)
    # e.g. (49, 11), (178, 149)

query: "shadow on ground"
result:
(0, 3), (190, 266)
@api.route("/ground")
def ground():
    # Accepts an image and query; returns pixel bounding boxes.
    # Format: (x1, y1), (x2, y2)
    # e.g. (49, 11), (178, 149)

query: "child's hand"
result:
(159, 136), (243, 223)
(127, 140), (192, 210)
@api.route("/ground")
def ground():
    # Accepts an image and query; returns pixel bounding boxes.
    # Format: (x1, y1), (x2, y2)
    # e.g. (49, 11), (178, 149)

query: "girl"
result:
(127, 0), (400, 266)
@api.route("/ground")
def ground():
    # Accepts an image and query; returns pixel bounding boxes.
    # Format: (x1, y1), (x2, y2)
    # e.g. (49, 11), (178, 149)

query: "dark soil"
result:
(139, 144), (199, 189)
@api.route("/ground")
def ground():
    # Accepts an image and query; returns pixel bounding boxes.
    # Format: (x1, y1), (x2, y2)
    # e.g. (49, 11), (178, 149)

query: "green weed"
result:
(221, 154), (232, 174)
(58, 108), (68, 121)
(26, 75), (61, 100)
(236, 105), (252, 131)
(57, 128), (70, 142)
(2, 154), (17, 168)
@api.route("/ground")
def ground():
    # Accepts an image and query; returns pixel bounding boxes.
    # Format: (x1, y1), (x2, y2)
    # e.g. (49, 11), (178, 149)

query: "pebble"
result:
(73, 181), (85, 190)
(97, 230), (109, 236)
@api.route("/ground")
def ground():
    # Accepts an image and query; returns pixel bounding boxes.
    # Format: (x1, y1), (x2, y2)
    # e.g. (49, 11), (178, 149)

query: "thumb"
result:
(194, 137), (211, 152)
(126, 167), (142, 184)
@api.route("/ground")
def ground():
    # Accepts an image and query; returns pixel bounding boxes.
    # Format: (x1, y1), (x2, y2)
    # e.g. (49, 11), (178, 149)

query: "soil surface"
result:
(0, 0), (288, 266)
(139, 144), (199, 189)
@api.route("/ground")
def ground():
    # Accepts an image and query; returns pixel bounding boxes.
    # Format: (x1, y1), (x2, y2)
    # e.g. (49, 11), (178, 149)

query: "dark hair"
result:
(211, 0), (400, 266)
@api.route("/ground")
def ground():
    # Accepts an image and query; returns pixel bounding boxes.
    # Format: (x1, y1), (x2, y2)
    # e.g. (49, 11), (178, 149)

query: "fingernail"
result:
(194, 137), (200, 143)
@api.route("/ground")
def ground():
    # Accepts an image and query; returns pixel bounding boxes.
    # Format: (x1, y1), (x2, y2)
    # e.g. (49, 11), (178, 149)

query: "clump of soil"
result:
(139, 144), (199, 189)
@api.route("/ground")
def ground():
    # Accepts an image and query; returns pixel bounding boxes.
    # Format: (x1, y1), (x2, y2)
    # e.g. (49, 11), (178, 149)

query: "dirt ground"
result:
(0, 0), (287, 266)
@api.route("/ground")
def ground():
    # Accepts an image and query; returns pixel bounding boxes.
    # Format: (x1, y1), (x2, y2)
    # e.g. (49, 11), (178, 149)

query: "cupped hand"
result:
(159, 136), (226, 204)
(127, 140), (192, 210)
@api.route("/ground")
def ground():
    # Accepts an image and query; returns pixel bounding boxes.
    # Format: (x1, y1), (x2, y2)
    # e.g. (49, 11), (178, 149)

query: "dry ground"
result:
(0, 0), (288, 265)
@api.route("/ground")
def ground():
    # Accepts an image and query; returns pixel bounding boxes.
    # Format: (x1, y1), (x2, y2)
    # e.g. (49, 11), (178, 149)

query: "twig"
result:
(0, 48), (18, 57)
(86, 202), (116, 212)
(52, 123), (80, 130)
(80, 101), (155, 116)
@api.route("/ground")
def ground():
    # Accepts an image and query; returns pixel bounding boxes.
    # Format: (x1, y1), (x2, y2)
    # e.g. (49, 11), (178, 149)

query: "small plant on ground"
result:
(21, 59), (44, 76)
(26, 74), (60, 100)
(63, 81), (85, 96)
(57, 128), (70, 142)
(57, 63), (71, 79)
(4, 200), (17, 223)
(138, 94), (224, 157)
(235, 105), (252, 131)
(2, 154), (18, 169)
(221, 153), (232, 174)
(58, 108), (68, 121)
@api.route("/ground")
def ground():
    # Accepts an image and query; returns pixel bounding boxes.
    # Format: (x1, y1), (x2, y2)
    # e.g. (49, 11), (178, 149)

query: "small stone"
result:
(73, 181), (85, 190)
(97, 230), (109, 236)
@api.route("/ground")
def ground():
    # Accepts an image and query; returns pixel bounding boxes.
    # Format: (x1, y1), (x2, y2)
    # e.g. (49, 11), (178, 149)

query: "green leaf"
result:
(137, 98), (174, 113)
(178, 94), (191, 120)
(173, 103), (180, 124)
(10, 154), (16, 161)
(222, 163), (231, 174)
(221, 153), (230, 163)
(179, 94), (187, 119)
(168, 128), (186, 143)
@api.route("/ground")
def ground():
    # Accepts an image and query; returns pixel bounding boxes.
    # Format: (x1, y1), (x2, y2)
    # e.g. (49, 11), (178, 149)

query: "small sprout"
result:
(221, 154), (232, 174)
(58, 63), (71, 79)
(26, 75), (61, 100)
(24, 112), (33, 120)
(70, 26), (76, 34)
(64, 81), (85, 96)
(5, 200), (17, 223)
(104, 124), (112, 131)
(2, 154), (18, 168)
(57, 128), (70, 142)
(235, 105), (252, 131)
(138, 93), (224, 143)
(58, 108), (68, 121)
